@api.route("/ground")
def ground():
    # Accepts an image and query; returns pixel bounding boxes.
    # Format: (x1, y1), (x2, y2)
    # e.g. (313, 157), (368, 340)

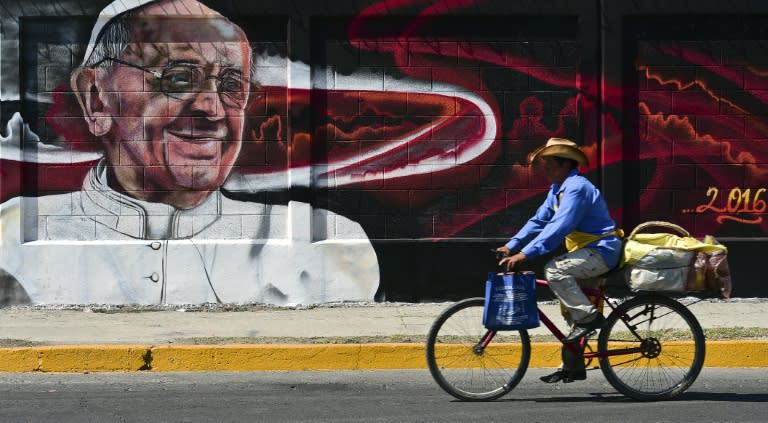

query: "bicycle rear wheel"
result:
(598, 294), (705, 401)
(425, 298), (531, 401)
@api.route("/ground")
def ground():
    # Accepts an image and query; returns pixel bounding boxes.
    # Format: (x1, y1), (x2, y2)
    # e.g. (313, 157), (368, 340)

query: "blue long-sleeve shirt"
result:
(505, 169), (622, 268)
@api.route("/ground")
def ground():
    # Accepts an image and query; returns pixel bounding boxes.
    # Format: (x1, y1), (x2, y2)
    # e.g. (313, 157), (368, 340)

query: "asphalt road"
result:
(0, 369), (766, 422)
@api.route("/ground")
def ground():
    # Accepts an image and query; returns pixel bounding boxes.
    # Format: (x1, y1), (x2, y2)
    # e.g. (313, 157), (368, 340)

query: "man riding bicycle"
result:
(496, 137), (622, 384)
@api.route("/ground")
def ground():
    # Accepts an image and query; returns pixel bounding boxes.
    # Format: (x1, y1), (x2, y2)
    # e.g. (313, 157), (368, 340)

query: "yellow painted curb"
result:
(532, 341), (768, 368)
(38, 345), (150, 372)
(706, 340), (768, 367)
(0, 348), (40, 372)
(0, 341), (765, 372)
(150, 344), (427, 371)
(0, 345), (150, 372)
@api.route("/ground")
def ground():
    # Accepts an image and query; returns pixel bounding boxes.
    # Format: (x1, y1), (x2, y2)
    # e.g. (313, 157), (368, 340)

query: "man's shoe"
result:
(539, 369), (587, 384)
(563, 314), (605, 343)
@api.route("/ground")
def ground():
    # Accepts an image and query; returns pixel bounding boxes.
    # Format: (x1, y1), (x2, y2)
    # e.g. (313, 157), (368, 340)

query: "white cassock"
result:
(0, 161), (379, 305)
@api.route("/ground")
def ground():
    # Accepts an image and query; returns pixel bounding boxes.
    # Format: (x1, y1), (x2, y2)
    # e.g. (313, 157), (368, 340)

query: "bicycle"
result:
(425, 262), (706, 402)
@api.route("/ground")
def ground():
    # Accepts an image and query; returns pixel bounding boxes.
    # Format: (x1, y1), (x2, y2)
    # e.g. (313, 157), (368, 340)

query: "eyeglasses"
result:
(92, 57), (257, 108)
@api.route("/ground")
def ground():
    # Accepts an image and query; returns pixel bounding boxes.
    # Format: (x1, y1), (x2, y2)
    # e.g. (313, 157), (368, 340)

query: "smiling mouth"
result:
(167, 131), (228, 160)
(168, 131), (226, 141)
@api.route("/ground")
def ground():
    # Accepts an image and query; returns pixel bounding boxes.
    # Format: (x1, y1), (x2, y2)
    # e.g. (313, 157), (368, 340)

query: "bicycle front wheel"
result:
(425, 298), (531, 401)
(598, 294), (705, 401)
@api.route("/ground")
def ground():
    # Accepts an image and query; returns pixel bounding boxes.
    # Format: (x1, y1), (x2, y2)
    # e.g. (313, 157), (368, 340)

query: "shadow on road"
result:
(483, 391), (768, 403)
(675, 392), (768, 402)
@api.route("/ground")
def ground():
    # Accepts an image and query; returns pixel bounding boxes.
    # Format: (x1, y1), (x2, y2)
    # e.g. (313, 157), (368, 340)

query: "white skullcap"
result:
(80, 0), (157, 66)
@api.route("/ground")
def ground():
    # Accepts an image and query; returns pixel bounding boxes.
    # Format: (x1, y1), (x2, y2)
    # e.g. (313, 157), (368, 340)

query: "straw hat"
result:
(528, 137), (589, 167)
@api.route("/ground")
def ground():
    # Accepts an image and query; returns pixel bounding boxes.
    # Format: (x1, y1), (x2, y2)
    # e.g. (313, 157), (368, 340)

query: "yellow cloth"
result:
(623, 233), (727, 266)
(564, 229), (624, 253)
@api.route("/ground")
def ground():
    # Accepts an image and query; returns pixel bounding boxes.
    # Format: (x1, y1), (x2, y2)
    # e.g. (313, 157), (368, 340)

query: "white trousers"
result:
(544, 248), (610, 323)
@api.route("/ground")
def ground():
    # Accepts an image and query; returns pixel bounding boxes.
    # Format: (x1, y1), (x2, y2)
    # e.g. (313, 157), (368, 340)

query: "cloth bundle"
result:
(622, 222), (732, 298)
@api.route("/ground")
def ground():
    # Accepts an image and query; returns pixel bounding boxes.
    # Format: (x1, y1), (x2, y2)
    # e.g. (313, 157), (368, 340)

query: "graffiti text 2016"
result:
(695, 187), (765, 225)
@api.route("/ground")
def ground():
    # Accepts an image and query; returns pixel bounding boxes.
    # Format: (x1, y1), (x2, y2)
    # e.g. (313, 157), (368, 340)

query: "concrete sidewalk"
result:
(0, 298), (766, 372)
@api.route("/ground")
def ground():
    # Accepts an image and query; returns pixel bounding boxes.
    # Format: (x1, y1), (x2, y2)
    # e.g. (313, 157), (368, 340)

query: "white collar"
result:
(80, 159), (221, 239)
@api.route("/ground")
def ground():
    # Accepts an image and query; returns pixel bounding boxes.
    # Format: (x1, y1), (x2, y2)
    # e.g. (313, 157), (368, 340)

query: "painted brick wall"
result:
(2, 0), (767, 303)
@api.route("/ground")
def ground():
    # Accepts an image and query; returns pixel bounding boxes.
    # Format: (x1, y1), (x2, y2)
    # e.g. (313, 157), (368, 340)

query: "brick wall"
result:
(2, 0), (767, 301)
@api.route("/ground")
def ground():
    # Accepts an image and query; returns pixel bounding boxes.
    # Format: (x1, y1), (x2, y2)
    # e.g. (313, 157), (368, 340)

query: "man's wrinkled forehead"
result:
(128, 15), (247, 45)
(132, 0), (243, 41)
(80, 0), (247, 66)
(122, 13), (250, 68)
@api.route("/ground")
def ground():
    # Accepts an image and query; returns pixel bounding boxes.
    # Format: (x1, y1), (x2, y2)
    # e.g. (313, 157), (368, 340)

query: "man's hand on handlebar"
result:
(498, 251), (526, 271)
(493, 246), (511, 260)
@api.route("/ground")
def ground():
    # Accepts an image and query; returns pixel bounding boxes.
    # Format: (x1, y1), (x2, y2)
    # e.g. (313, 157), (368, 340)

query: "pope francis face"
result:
(74, 0), (252, 208)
